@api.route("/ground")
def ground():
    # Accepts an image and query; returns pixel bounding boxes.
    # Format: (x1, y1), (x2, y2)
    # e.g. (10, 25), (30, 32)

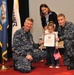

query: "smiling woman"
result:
(39, 4), (58, 31)
(29, 0), (74, 43)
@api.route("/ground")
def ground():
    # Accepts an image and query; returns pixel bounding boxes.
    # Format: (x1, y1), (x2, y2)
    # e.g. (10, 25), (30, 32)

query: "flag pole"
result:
(0, 51), (10, 70)
(0, 0), (11, 70)
(0, 49), (12, 70)
(0, 59), (8, 70)
(0, 50), (13, 70)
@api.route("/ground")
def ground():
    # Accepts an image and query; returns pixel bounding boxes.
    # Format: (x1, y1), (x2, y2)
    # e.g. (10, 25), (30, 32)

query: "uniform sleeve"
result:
(12, 30), (27, 56)
(60, 23), (74, 40)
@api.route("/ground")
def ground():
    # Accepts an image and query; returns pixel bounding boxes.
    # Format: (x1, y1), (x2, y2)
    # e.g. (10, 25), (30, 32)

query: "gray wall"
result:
(29, 0), (74, 43)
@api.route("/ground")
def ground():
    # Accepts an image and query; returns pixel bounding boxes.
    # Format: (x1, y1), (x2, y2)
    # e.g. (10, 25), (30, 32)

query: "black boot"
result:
(31, 66), (35, 70)
(67, 57), (74, 70)
(67, 66), (74, 70)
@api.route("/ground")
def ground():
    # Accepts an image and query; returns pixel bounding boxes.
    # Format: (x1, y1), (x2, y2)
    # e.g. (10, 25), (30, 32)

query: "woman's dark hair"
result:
(40, 4), (51, 17)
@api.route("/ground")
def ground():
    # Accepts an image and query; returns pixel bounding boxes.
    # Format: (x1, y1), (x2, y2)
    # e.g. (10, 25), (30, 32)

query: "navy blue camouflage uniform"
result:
(12, 27), (47, 72)
(58, 21), (74, 67)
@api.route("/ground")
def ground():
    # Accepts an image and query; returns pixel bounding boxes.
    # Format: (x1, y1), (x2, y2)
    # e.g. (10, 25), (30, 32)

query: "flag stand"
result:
(0, 59), (10, 70)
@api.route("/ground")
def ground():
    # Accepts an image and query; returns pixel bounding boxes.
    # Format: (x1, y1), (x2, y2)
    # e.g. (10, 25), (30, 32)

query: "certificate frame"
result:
(44, 33), (56, 47)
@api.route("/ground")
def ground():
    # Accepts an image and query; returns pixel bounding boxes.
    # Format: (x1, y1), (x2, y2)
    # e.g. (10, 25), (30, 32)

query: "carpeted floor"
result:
(0, 56), (74, 75)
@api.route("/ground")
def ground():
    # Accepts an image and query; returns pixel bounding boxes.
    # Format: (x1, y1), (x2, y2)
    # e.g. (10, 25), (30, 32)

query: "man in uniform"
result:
(12, 17), (47, 73)
(57, 13), (74, 70)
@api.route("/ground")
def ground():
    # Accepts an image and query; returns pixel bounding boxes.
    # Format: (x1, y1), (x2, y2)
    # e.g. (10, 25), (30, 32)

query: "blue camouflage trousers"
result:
(13, 49), (47, 72)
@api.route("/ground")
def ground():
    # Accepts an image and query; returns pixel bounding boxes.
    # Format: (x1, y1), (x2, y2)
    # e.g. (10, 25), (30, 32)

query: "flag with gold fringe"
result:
(12, 0), (21, 43)
(0, 0), (9, 61)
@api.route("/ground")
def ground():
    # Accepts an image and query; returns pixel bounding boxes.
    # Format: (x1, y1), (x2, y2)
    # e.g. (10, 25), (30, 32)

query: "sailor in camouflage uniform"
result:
(57, 13), (74, 70)
(12, 17), (47, 73)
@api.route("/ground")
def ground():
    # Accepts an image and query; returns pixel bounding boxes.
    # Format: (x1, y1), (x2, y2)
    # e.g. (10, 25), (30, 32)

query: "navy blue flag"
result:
(0, 0), (9, 61)
(0, 0), (2, 47)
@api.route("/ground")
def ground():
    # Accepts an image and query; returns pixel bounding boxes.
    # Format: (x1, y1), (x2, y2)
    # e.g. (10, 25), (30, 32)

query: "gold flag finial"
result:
(0, 42), (2, 47)
(0, 24), (2, 30)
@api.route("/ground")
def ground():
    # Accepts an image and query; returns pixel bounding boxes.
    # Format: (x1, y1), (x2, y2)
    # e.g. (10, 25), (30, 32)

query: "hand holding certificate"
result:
(44, 33), (56, 47)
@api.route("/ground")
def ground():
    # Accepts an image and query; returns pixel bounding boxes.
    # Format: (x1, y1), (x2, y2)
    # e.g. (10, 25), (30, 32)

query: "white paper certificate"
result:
(44, 34), (56, 47)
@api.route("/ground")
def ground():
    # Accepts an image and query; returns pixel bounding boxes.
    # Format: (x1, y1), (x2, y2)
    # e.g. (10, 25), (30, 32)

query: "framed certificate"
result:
(44, 33), (56, 47)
